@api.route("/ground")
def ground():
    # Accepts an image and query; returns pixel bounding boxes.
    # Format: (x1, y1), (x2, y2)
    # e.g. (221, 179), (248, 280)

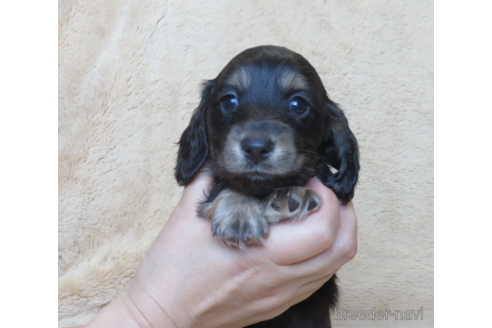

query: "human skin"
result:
(81, 171), (358, 328)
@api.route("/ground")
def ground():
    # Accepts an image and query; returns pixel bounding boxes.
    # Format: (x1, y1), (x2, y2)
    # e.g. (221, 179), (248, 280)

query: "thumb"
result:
(264, 177), (340, 265)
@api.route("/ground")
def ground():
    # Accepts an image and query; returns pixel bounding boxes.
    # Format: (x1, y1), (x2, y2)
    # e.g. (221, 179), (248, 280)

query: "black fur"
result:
(175, 81), (214, 186)
(316, 100), (360, 204)
(175, 45), (359, 328)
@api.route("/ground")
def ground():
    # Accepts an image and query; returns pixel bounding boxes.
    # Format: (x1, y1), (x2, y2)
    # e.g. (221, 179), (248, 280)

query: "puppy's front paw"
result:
(264, 187), (321, 223)
(199, 190), (269, 248)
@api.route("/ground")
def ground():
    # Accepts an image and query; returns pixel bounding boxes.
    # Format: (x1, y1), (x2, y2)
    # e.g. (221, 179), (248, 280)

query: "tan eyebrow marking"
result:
(226, 67), (252, 91)
(277, 70), (308, 91)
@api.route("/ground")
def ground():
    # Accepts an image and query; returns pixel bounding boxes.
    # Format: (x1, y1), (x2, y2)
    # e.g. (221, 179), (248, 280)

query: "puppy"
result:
(175, 45), (359, 328)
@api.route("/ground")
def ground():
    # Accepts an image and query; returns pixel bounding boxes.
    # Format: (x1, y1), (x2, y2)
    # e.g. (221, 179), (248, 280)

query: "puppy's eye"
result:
(289, 97), (309, 115)
(221, 96), (239, 113)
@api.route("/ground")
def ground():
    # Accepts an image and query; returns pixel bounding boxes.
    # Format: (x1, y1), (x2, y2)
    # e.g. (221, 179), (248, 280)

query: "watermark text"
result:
(334, 307), (424, 320)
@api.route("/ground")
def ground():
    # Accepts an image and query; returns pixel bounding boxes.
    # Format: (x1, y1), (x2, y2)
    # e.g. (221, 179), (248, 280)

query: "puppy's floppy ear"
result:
(316, 100), (360, 204)
(175, 80), (214, 186)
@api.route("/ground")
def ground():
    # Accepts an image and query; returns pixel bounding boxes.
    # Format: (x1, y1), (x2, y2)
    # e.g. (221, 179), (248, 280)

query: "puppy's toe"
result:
(265, 187), (321, 223)
(242, 219), (270, 246)
(201, 190), (269, 248)
(211, 213), (269, 247)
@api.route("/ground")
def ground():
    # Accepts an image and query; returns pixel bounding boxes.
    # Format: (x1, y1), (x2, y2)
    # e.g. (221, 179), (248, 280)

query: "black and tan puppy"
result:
(175, 45), (359, 328)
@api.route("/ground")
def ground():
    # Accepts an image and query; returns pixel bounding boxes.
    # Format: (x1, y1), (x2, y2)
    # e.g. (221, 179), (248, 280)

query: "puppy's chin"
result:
(212, 156), (318, 197)
(215, 153), (306, 177)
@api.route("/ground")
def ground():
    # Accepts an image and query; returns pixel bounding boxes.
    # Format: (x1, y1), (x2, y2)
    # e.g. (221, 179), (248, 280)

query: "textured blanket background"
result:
(58, 0), (433, 326)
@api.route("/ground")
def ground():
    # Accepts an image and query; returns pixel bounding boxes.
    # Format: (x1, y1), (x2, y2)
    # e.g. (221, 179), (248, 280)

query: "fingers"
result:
(298, 273), (334, 295)
(294, 273), (334, 304)
(292, 201), (358, 279)
(331, 202), (358, 265)
(264, 178), (340, 266)
(176, 172), (356, 279)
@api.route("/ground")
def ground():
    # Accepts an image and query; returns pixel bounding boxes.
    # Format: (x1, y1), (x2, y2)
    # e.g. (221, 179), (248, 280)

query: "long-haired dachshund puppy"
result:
(175, 45), (359, 328)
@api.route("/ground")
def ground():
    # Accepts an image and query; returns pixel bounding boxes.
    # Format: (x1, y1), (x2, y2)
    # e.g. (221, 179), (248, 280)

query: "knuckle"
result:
(315, 226), (337, 249)
(340, 239), (358, 260)
(322, 188), (339, 207)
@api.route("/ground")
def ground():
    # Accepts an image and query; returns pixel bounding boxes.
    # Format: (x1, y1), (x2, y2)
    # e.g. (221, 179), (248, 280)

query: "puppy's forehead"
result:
(224, 64), (308, 93)
(277, 69), (308, 91)
(225, 66), (252, 91)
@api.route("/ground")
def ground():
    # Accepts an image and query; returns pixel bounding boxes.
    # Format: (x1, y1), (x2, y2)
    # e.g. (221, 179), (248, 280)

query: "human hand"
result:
(84, 170), (357, 328)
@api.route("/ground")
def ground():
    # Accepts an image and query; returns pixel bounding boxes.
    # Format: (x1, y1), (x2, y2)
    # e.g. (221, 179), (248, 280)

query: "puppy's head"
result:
(175, 45), (359, 203)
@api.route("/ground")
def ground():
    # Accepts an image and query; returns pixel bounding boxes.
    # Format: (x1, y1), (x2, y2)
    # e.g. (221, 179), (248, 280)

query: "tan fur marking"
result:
(226, 66), (252, 91)
(199, 189), (269, 247)
(277, 70), (308, 91)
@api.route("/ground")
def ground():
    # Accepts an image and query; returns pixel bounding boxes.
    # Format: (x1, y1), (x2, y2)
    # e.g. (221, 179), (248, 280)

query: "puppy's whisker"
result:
(298, 149), (323, 158)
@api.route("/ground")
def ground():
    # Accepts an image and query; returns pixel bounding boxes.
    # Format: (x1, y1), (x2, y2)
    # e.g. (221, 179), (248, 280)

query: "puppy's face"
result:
(206, 47), (326, 184)
(176, 46), (359, 202)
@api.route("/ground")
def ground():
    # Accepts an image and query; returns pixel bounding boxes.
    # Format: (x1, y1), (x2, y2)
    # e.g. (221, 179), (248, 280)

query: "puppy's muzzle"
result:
(220, 119), (299, 176)
(241, 136), (275, 164)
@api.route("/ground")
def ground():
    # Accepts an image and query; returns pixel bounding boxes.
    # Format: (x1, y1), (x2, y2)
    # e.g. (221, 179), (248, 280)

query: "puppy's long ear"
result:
(317, 100), (360, 204)
(175, 80), (214, 186)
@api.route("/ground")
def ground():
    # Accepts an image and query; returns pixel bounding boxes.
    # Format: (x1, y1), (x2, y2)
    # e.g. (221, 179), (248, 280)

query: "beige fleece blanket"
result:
(58, 0), (434, 326)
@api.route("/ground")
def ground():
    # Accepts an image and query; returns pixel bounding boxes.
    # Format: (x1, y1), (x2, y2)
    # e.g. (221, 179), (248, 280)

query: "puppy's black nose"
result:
(241, 137), (275, 164)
